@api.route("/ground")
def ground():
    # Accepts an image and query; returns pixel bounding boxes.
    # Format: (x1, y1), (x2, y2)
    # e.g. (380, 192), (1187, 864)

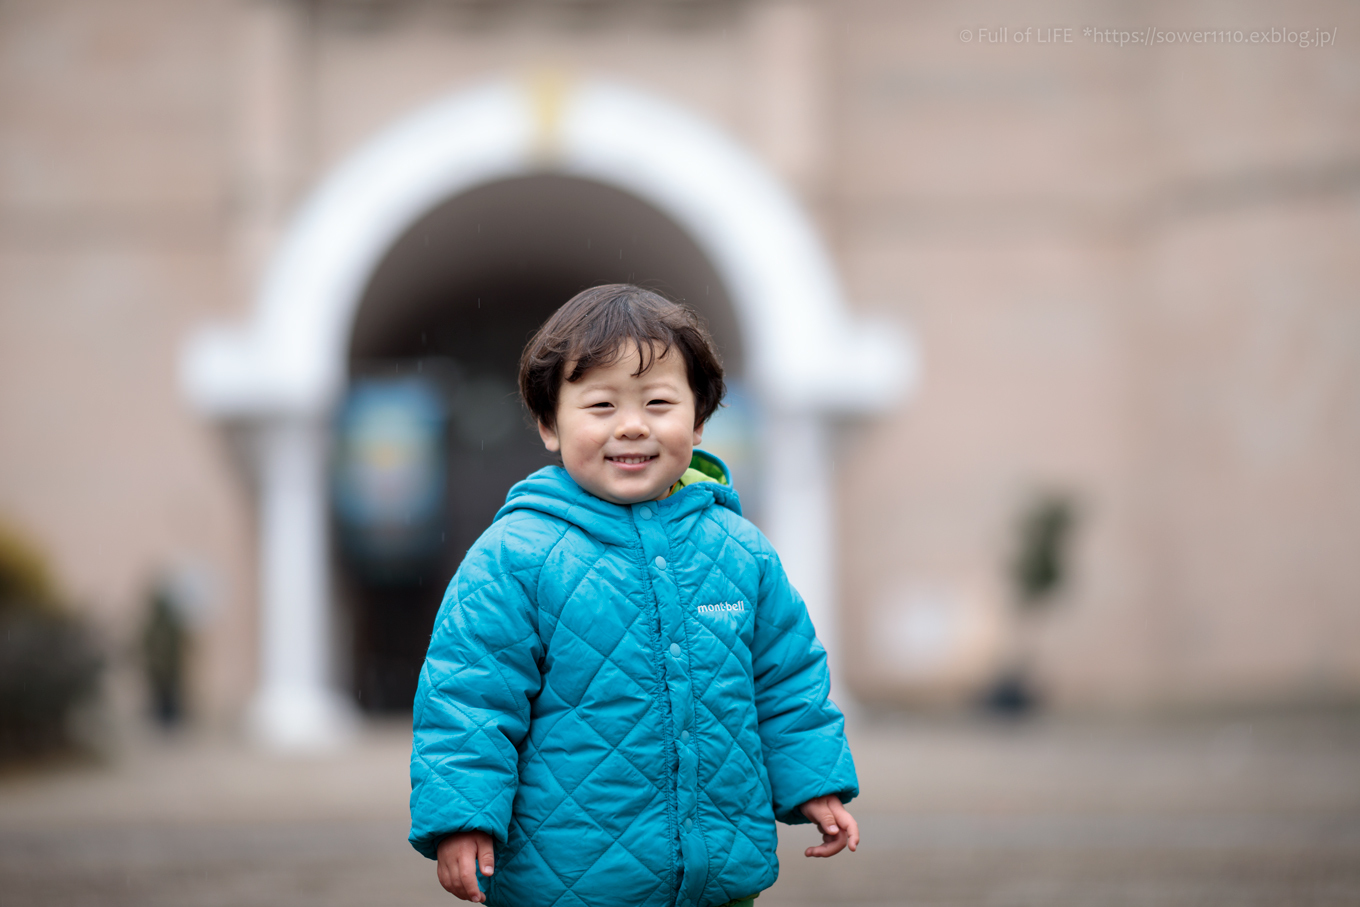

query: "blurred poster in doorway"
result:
(333, 377), (446, 585)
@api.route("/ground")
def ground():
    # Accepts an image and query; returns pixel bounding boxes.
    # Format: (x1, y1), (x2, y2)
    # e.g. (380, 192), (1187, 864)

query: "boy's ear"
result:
(691, 420), (704, 447)
(538, 420), (561, 453)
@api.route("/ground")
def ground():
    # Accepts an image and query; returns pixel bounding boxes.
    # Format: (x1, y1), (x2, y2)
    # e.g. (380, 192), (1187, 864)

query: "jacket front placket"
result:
(632, 498), (706, 907)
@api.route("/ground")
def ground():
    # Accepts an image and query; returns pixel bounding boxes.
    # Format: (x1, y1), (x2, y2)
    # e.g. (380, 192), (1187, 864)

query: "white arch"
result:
(183, 78), (916, 749)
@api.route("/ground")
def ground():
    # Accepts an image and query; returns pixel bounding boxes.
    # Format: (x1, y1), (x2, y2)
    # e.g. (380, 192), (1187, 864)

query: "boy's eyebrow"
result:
(573, 380), (685, 398)
(574, 377), (623, 392)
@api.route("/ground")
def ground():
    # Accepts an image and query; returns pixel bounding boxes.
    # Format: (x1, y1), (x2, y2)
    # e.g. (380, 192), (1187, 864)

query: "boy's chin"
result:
(577, 473), (682, 506)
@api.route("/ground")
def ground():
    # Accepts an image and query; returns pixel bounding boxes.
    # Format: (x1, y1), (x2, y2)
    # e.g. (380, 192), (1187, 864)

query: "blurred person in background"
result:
(141, 579), (188, 728)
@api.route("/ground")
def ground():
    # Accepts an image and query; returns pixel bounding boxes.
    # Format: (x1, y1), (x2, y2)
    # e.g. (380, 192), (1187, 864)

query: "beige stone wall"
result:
(2, 0), (1357, 722)
(0, 0), (255, 723)
(835, 0), (1360, 708)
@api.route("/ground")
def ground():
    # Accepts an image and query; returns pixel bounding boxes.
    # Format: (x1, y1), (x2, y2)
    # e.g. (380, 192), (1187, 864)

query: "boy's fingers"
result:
(477, 834), (495, 876)
(436, 834), (492, 901)
(805, 798), (839, 835)
(803, 836), (846, 857)
(799, 796), (859, 858)
(829, 801), (859, 852)
(437, 844), (461, 896)
(804, 824), (849, 857)
(459, 844), (483, 902)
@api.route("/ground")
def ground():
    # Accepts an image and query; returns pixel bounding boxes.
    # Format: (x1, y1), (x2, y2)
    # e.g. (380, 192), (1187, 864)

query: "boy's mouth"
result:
(607, 455), (658, 465)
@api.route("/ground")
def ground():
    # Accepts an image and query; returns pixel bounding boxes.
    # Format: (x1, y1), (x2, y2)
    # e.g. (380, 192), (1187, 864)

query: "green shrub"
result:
(0, 521), (103, 761)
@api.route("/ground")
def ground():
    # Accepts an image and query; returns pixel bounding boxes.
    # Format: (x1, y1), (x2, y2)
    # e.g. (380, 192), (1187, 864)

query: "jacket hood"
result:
(494, 449), (741, 545)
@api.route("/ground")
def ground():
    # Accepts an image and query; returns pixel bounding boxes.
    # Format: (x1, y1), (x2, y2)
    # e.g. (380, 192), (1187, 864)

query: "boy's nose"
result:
(615, 416), (650, 439)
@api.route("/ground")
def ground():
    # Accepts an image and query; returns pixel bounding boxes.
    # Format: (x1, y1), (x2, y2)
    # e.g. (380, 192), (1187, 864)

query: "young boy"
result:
(409, 285), (859, 907)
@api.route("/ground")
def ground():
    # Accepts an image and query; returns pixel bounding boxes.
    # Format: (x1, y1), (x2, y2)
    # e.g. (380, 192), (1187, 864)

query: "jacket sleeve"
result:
(750, 546), (859, 825)
(409, 530), (545, 859)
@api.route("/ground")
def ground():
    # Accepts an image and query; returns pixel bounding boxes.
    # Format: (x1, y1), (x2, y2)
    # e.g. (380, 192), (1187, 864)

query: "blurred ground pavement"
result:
(1, 711), (1358, 906)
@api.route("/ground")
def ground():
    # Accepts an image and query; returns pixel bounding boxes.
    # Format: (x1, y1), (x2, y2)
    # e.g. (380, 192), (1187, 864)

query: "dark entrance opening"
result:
(338, 174), (742, 713)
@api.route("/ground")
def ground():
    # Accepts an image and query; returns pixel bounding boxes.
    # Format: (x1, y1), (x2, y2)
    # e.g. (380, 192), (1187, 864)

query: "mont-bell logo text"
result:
(697, 600), (746, 615)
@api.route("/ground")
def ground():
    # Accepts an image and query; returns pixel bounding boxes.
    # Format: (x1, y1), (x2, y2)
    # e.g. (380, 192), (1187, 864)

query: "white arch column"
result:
(251, 416), (354, 748)
(184, 78), (914, 749)
(761, 412), (838, 688)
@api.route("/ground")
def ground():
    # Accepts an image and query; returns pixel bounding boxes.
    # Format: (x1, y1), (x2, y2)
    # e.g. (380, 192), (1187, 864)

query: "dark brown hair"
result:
(519, 284), (726, 431)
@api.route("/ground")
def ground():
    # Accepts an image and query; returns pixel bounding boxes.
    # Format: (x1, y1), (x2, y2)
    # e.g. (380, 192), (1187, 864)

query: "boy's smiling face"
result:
(538, 343), (703, 505)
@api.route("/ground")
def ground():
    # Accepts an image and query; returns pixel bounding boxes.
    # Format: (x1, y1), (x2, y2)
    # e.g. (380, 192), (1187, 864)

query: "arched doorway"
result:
(183, 78), (914, 749)
(339, 174), (752, 712)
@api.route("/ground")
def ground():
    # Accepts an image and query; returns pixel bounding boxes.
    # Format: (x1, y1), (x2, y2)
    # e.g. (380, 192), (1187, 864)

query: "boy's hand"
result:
(798, 794), (860, 858)
(436, 830), (494, 902)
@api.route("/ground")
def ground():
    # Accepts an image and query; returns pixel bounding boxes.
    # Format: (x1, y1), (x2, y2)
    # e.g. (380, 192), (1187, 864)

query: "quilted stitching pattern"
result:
(410, 456), (858, 907)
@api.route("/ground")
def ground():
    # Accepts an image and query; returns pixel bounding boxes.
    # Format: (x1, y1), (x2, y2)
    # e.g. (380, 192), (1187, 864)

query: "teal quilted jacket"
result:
(409, 451), (858, 907)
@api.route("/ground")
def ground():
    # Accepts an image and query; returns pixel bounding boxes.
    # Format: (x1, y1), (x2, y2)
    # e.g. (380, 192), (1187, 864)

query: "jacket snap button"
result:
(680, 730), (690, 744)
(682, 817), (693, 832)
(638, 506), (653, 520)
(654, 555), (667, 569)
(669, 642), (681, 657)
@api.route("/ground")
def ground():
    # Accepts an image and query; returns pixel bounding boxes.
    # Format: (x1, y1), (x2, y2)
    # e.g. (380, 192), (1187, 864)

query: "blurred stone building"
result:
(1, 0), (1357, 743)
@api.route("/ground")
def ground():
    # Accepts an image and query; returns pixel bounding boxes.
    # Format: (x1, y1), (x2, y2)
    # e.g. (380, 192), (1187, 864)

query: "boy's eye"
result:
(648, 398), (674, 407)
(588, 401), (613, 409)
